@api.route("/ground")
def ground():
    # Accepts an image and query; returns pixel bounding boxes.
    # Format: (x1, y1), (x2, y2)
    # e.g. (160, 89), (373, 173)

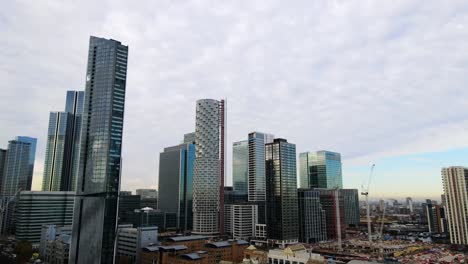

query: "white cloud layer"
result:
(1, 0), (468, 194)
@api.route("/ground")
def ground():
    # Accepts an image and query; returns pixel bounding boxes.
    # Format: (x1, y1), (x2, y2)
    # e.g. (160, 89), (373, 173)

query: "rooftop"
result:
(167, 235), (209, 242)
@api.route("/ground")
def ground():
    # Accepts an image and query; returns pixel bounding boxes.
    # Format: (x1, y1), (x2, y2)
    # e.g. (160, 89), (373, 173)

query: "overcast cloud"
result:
(1, 0), (468, 196)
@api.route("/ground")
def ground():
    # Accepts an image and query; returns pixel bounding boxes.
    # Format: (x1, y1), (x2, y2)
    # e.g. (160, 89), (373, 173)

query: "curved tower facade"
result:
(193, 99), (220, 234)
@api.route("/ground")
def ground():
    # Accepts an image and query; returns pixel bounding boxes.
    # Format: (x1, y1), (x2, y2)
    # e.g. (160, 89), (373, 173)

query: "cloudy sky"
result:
(1, 0), (467, 200)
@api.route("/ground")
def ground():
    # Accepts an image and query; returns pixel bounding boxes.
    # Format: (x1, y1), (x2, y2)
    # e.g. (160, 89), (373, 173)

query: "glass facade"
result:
(340, 189), (360, 227)
(70, 36), (128, 264)
(248, 132), (274, 202)
(42, 91), (84, 192)
(265, 138), (299, 242)
(1, 139), (34, 195)
(232, 140), (248, 195)
(158, 143), (194, 232)
(299, 151), (343, 189)
(298, 189), (327, 243)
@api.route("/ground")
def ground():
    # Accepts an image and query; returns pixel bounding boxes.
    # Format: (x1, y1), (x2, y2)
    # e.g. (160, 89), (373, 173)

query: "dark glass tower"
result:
(69, 36), (128, 263)
(42, 91), (84, 191)
(298, 189), (327, 243)
(265, 138), (299, 244)
(158, 142), (195, 232)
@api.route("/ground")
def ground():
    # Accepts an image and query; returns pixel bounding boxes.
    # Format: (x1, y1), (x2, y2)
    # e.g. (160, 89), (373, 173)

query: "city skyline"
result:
(2, 1), (467, 200)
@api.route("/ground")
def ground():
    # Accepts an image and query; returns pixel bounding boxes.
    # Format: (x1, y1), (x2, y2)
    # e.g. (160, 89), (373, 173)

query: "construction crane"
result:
(361, 164), (375, 243)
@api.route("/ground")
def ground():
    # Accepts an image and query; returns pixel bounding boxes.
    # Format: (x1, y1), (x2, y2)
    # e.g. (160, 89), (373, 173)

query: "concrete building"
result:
(424, 200), (448, 234)
(42, 91), (84, 192)
(15, 191), (74, 244)
(116, 225), (158, 264)
(39, 225), (72, 257)
(442, 166), (468, 244)
(265, 138), (298, 245)
(44, 234), (71, 264)
(225, 204), (258, 239)
(299, 150), (342, 189)
(298, 189), (327, 243)
(159, 142), (195, 232)
(70, 36), (129, 263)
(193, 99), (224, 235)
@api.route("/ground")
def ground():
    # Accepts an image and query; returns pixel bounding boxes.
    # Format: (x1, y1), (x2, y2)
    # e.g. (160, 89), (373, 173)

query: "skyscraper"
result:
(0, 138), (36, 234)
(158, 142), (195, 232)
(0, 149), (7, 194)
(298, 189), (327, 243)
(248, 132), (274, 202)
(42, 91), (84, 192)
(69, 36), (128, 263)
(406, 197), (414, 213)
(192, 99), (223, 235)
(316, 189), (346, 241)
(299, 151), (343, 189)
(340, 189), (360, 227)
(442, 166), (468, 244)
(232, 140), (248, 196)
(265, 138), (298, 244)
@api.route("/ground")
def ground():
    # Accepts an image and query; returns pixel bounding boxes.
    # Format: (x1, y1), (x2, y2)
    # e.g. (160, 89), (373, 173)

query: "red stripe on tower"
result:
(219, 99), (226, 235)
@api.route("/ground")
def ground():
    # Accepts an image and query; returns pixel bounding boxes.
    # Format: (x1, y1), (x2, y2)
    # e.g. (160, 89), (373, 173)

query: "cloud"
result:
(1, 0), (468, 196)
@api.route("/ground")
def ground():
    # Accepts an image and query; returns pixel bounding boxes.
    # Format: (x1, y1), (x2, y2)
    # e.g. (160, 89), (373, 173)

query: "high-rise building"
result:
(118, 194), (141, 225)
(340, 189), (360, 227)
(69, 36), (128, 263)
(316, 189), (346, 240)
(158, 142), (195, 232)
(136, 189), (157, 199)
(265, 138), (298, 244)
(183, 132), (196, 144)
(299, 151), (343, 189)
(406, 197), (414, 213)
(424, 200), (448, 234)
(232, 140), (248, 196)
(224, 204), (258, 239)
(193, 99), (225, 235)
(15, 191), (74, 244)
(1, 138), (36, 195)
(0, 149), (7, 194)
(442, 166), (468, 244)
(298, 189), (327, 243)
(248, 132), (274, 202)
(42, 91), (84, 192)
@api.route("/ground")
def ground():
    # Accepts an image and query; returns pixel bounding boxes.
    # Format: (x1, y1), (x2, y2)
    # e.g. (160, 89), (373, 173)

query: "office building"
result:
(299, 151), (343, 189)
(224, 186), (247, 204)
(317, 189), (346, 240)
(298, 189), (327, 243)
(0, 137), (36, 235)
(119, 194), (141, 224)
(1, 138), (36, 195)
(132, 208), (177, 231)
(0, 149), (6, 193)
(442, 167), (468, 244)
(232, 140), (248, 196)
(15, 191), (74, 244)
(406, 197), (414, 213)
(247, 132), (274, 202)
(341, 189), (360, 227)
(193, 99), (226, 235)
(159, 142), (195, 232)
(69, 36), (129, 263)
(225, 204), (258, 239)
(265, 138), (298, 244)
(116, 225), (158, 264)
(42, 91), (84, 192)
(136, 189), (157, 199)
(39, 225), (72, 257)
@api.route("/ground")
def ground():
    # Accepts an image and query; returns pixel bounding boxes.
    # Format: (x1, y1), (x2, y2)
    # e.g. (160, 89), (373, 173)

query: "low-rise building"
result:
(116, 225), (158, 264)
(267, 244), (325, 264)
(39, 224), (72, 258)
(44, 234), (71, 264)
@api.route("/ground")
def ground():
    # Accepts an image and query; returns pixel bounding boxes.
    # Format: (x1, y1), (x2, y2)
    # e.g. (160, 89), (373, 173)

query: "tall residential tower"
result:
(69, 36), (128, 263)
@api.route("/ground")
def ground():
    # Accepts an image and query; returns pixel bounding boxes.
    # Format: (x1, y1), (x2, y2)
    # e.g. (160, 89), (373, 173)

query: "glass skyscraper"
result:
(299, 150), (343, 189)
(158, 142), (195, 232)
(298, 189), (327, 243)
(265, 138), (299, 244)
(42, 91), (84, 191)
(247, 132), (274, 202)
(232, 140), (248, 196)
(69, 36), (128, 263)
